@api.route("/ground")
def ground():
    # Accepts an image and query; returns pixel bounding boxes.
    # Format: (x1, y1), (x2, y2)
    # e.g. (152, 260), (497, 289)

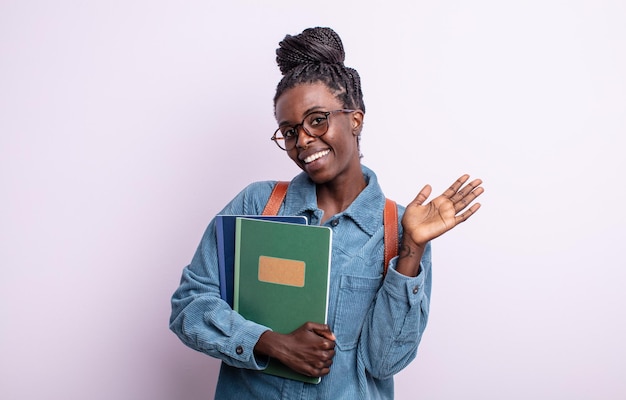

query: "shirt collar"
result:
(283, 165), (386, 236)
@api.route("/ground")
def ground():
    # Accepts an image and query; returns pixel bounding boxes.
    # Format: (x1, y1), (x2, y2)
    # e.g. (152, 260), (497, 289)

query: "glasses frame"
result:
(271, 109), (355, 151)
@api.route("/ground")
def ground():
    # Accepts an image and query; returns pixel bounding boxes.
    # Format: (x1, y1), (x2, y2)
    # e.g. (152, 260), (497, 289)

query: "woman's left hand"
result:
(401, 174), (484, 248)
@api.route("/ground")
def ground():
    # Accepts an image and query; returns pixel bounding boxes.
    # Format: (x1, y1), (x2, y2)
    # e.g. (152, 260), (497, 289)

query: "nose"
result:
(295, 124), (315, 149)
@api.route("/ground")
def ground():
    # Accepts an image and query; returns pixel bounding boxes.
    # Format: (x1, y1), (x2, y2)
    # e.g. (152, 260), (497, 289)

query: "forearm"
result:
(170, 267), (271, 369)
(394, 236), (425, 277)
(170, 182), (282, 368)
(169, 214), (270, 369)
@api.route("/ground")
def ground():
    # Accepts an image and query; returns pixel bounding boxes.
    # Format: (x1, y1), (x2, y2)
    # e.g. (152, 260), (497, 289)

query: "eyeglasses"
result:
(271, 109), (355, 151)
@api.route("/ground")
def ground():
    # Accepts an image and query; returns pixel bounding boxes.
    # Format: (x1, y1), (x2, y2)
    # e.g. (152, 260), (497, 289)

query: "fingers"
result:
(453, 180), (484, 211)
(410, 184), (432, 206)
(301, 345), (335, 377)
(442, 174), (470, 199)
(294, 322), (336, 378)
(314, 358), (334, 376)
(455, 202), (481, 225)
(307, 322), (336, 341)
(443, 174), (482, 207)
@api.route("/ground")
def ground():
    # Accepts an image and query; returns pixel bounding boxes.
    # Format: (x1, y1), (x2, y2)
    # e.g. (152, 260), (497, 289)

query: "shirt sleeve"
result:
(169, 182), (275, 370)
(357, 241), (432, 379)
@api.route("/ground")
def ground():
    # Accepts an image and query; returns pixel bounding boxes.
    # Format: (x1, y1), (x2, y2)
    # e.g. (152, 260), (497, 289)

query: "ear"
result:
(351, 110), (364, 136)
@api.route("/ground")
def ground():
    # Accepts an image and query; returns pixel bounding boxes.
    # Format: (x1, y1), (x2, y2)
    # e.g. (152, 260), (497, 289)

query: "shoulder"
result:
(239, 180), (280, 204)
(240, 180), (277, 195)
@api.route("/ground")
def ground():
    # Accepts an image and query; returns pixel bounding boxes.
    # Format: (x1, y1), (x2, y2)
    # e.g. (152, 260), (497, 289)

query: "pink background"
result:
(1, 1), (625, 399)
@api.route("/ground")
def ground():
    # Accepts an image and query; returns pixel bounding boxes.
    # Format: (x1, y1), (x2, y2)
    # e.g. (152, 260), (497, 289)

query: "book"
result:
(215, 215), (308, 307)
(233, 217), (332, 384)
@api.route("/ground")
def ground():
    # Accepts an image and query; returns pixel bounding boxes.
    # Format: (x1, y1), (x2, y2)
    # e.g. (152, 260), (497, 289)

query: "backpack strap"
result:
(383, 198), (399, 277)
(262, 181), (289, 215)
(262, 181), (399, 277)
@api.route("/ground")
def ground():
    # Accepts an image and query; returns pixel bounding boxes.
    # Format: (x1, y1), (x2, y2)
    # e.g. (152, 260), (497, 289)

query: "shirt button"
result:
(330, 219), (339, 227)
(236, 346), (243, 355)
(412, 286), (419, 294)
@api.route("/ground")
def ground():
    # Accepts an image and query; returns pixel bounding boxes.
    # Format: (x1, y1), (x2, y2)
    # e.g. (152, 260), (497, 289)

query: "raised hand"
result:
(402, 174), (484, 246)
(255, 322), (336, 378)
(396, 175), (484, 277)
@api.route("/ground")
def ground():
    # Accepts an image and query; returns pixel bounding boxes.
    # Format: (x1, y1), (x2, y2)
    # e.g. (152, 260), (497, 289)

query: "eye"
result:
(282, 128), (297, 139)
(307, 113), (328, 127)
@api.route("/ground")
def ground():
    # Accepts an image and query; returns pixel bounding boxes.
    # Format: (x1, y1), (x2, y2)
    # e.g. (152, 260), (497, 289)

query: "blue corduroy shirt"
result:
(170, 165), (432, 399)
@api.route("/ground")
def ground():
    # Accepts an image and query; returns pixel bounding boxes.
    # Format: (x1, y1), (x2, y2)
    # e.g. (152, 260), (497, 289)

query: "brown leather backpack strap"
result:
(262, 181), (289, 215)
(383, 198), (399, 277)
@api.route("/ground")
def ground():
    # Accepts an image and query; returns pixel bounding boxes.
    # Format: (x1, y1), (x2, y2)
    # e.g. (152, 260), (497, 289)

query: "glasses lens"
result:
(272, 111), (331, 151)
(276, 128), (297, 150)
(303, 112), (329, 137)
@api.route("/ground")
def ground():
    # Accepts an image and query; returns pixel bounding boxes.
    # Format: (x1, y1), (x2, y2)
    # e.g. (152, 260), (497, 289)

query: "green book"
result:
(233, 217), (332, 384)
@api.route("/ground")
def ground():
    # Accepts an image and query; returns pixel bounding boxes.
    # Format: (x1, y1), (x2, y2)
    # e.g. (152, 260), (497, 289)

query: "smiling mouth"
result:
(303, 149), (330, 164)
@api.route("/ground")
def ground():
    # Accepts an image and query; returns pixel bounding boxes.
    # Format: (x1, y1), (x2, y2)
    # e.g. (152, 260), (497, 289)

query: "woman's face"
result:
(274, 82), (363, 185)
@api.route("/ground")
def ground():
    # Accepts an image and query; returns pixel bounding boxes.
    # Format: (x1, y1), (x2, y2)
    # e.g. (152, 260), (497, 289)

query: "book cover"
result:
(233, 217), (332, 384)
(215, 215), (307, 307)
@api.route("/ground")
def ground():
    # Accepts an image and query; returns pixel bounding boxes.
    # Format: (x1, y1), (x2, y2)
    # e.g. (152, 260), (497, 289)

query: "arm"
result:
(169, 217), (272, 370)
(169, 183), (276, 370)
(359, 175), (483, 378)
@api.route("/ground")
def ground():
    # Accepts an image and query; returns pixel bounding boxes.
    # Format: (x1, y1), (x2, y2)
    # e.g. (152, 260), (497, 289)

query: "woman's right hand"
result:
(255, 322), (336, 378)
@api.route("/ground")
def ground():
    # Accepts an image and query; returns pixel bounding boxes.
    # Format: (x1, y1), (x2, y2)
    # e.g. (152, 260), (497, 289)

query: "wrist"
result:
(254, 330), (281, 359)
(395, 237), (425, 277)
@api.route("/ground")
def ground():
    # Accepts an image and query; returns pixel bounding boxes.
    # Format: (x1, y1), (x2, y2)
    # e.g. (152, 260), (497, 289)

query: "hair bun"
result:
(276, 27), (345, 75)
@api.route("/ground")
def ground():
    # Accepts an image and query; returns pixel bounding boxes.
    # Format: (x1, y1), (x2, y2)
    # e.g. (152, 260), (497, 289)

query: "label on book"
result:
(258, 256), (306, 287)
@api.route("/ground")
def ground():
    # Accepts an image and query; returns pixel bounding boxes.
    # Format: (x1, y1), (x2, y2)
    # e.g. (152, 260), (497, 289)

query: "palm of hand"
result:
(401, 175), (484, 246)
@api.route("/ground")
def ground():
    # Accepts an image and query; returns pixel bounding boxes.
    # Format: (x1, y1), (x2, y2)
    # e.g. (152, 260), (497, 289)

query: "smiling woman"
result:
(169, 26), (484, 400)
(275, 83), (364, 194)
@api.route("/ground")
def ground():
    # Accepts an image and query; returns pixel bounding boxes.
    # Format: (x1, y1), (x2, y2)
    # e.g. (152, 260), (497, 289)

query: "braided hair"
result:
(274, 27), (365, 114)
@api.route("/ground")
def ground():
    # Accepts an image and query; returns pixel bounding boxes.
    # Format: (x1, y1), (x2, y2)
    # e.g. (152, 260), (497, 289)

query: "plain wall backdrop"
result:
(1, 1), (624, 399)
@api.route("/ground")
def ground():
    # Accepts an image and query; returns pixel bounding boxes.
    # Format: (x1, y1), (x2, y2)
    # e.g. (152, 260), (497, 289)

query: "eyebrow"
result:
(277, 106), (326, 127)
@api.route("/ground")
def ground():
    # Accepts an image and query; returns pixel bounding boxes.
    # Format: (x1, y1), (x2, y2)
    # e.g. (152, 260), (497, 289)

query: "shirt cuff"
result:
(228, 320), (271, 370)
(385, 256), (426, 307)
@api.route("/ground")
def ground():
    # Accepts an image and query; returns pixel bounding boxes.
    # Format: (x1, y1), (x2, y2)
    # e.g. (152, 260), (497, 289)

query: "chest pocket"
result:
(332, 274), (381, 351)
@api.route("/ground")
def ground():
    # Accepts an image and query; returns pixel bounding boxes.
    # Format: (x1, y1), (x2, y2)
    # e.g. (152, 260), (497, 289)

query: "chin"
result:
(305, 171), (335, 185)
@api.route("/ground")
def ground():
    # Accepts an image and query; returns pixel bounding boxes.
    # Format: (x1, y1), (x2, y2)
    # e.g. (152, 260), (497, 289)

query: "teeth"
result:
(304, 150), (330, 164)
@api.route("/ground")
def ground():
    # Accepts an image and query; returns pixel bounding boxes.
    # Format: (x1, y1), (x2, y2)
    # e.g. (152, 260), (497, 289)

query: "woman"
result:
(170, 27), (483, 399)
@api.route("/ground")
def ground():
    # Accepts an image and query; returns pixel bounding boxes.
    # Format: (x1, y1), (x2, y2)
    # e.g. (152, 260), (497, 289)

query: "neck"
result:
(316, 170), (367, 224)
